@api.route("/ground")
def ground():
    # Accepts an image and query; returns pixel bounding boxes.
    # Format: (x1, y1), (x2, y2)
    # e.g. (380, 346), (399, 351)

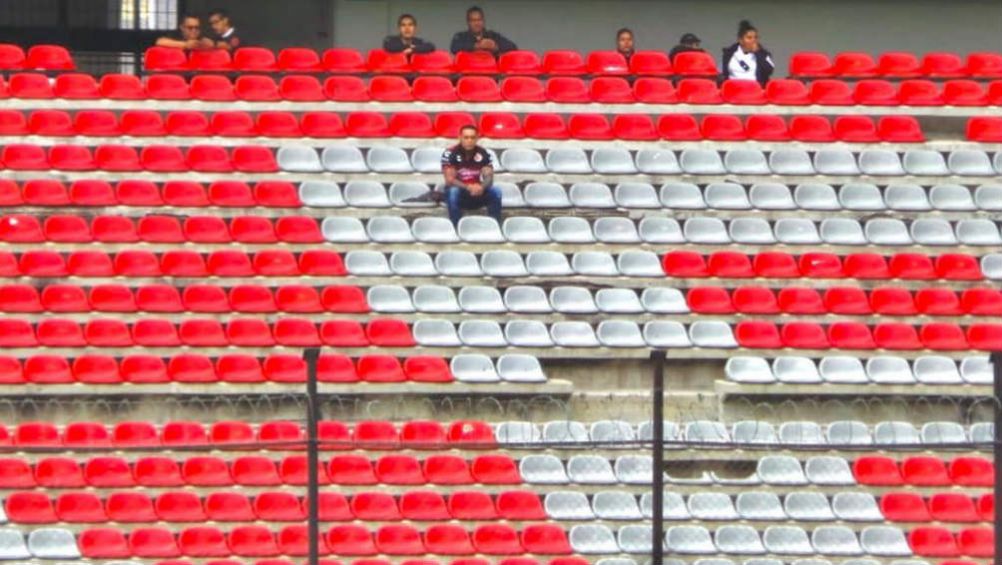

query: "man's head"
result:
(208, 9), (231, 35)
(679, 33), (701, 50)
(466, 6), (485, 35)
(459, 125), (479, 151)
(616, 28), (634, 54)
(398, 14), (417, 39)
(179, 14), (202, 40)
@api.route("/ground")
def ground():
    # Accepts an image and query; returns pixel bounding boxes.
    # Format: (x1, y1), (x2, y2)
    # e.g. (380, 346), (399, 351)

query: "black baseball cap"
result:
(680, 33), (701, 44)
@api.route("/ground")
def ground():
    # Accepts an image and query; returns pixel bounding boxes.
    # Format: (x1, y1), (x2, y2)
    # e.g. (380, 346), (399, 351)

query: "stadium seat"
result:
(854, 79), (899, 105)
(922, 52), (966, 77)
(546, 77), (589, 102)
(746, 114), (790, 140)
(790, 52), (833, 77)
(498, 50), (542, 74)
(833, 52), (877, 76)
(944, 80), (988, 105)
(189, 48), (231, 70)
(457, 76), (502, 102)
(10, 73), (54, 98)
(190, 75), (235, 101)
(658, 114), (701, 140)
(633, 77), (676, 102)
(278, 47), (322, 71)
(878, 52), (922, 77)
(809, 79), (853, 105)
(322, 48), (365, 72)
(899, 79), (944, 105)
(0, 44), (26, 69)
(677, 78), (721, 103)
(673, 51), (718, 75)
(967, 116), (1002, 141)
(280, 75), (325, 101)
(54, 73), (98, 98)
(590, 77), (633, 102)
(878, 116), (924, 141)
(721, 79), (766, 104)
(701, 115), (746, 140)
(145, 74), (190, 99)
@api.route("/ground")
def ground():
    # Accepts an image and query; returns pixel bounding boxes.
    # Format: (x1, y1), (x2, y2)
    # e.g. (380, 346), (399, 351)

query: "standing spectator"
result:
(450, 6), (517, 56)
(669, 33), (704, 62)
(440, 125), (502, 227)
(208, 9), (243, 51)
(383, 14), (436, 56)
(156, 14), (213, 51)
(721, 20), (774, 86)
(616, 28), (635, 62)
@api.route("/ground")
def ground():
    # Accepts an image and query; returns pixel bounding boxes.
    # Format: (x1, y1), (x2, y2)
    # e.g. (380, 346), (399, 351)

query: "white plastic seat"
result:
(812, 526), (862, 556)
(814, 149), (859, 175)
(819, 357), (868, 384)
(365, 146), (412, 173)
(321, 146), (368, 172)
(736, 492), (786, 521)
(635, 148), (681, 174)
(975, 184), (1002, 210)
(729, 217), (777, 244)
(641, 288), (688, 314)
(643, 321), (692, 348)
(970, 422), (995, 443)
(321, 217), (368, 242)
(683, 217), (731, 243)
(680, 149), (726, 174)
(705, 182), (752, 209)
(496, 421), (541, 444)
(866, 357), (915, 384)
(524, 182), (571, 208)
(956, 218), (1002, 245)
(902, 149), (948, 176)
(884, 183), (932, 211)
(503, 286), (552, 313)
(591, 420), (636, 443)
(763, 526), (813, 555)
(614, 455), (654, 484)
(859, 527), (911, 557)
(785, 492), (834, 521)
(961, 356), (993, 383)
(592, 491), (642, 520)
(366, 285), (414, 313)
(545, 491), (594, 520)
(0, 528), (29, 559)
(757, 456), (807, 485)
(458, 320), (506, 347)
(864, 218), (912, 245)
(497, 354), (547, 383)
(501, 148), (546, 172)
(298, 180), (345, 207)
(826, 421), (872, 445)
(912, 355), (963, 384)
(592, 147), (638, 174)
(640, 491), (689, 519)
(597, 320), (645, 347)
(569, 524), (618, 554)
(569, 183), (616, 208)
(549, 217), (595, 243)
(458, 286), (505, 313)
(27, 528), (79, 560)
(725, 357), (775, 384)
(496, 182), (525, 207)
(831, 492), (882, 522)
(982, 254), (1002, 280)
(365, 216), (414, 243)
(412, 319), (461, 347)
(388, 182), (435, 207)
(948, 149), (994, 176)
(502, 217), (550, 243)
(571, 252), (619, 276)
(411, 285), (460, 312)
(780, 422), (825, 445)
(749, 183), (795, 209)
(526, 251), (572, 276)
(660, 182), (707, 209)
(769, 149), (815, 175)
(595, 288), (643, 313)
(858, 149), (905, 176)
(874, 421), (920, 445)
(805, 456), (855, 485)
(504, 320), (554, 347)
(795, 183), (841, 210)
(458, 216), (504, 242)
(639, 217), (685, 243)
(344, 251), (390, 276)
(412, 217), (459, 243)
(614, 183), (659, 208)
(839, 183), (886, 211)
(724, 149), (770, 175)
(410, 146), (444, 173)
(550, 321), (600, 347)
(689, 321), (737, 348)
(910, 218), (957, 246)
(277, 145), (323, 172)
(688, 492), (738, 520)
(774, 218), (821, 244)
(666, 525), (715, 554)
(567, 455), (617, 484)
(920, 421), (967, 444)
(636, 421), (682, 444)
(546, 147), (592, 173)
(685, 420), (729, 443)
(550, 287), (598, 314)
(619, 251), (665, 277)
(520, 454), (569, 484)
(594, 217), (640, 243)
(435, 251), (482, 276)
(821, 218), (866, 245)
(732, 421), (778, 444)
(929, 184), (976, 210)
(715, 525), (765, 555)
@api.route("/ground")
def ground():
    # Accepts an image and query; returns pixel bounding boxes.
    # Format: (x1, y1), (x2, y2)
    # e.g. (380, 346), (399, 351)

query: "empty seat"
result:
(679, 149), (725, 174)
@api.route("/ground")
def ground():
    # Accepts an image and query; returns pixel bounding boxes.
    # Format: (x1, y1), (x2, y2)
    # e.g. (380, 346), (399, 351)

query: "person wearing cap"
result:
(616, 28), (635, 62)
(669, 33), (705, 62)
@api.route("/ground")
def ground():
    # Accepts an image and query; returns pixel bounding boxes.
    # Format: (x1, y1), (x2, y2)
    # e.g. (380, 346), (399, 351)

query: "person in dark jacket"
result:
(383, 13), (435, 56)
(616, 28), (635, 62)
(669, 33), (704, 62)
(721, 20), (774, 86)
(449, 6), (517, 55)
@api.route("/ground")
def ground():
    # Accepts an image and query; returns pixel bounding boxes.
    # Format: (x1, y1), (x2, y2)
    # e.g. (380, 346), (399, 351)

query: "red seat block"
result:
(473, 524), (523, 555)
(832, 52), (877, 77)
(734, 321), (782, 349)
(633, 77), (676, 103)
(880, 492), (931, 522)
(898, 79), (944, 105)
(144, 46), (187, 71)
(745, 114), (790, 141)
(909, 527), (960, 557)
(720, 79), (766, 104)
(966, 116), (1002, 142)
(949, 457), (993, 487)
(922, 52), (966, 77)
(878, 52), (921, 77)
(854, 79), (899, 105)
(833, 115), (879, 142)
(809, 79), (853, 105)
(957, 528), (994, 558)
(765, 79), (810, 105)
(853, 456), (903, 485)
(929, 493), (980, 522)
(673, 51), (718, 76)
(902, 456), (951, 486)
(700, 114), (746, 141)
(878, 116), (923, 142)
(789, 52), (832, 77)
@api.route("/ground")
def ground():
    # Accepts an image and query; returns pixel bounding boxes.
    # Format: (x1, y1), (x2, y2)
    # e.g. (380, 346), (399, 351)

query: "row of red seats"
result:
(6, 489), (545, 524)
(0, 317), (415, 348)
(0, 179), (301, 208)
(663, 251), (984, 281)
(791, 51), (1002, 78)
(853, 456), (992, 487)
(966, 116), (1002, 142)
(111, 558), (576, 565)
(0, 354), (448, 385)
(908, 527), (994, 558)
(0, 107), (928, 142)
(0, 144), (277, 172)
(0, 44), (73, 70)
(0, 453), (522, 488)
(82, 522), (569, 559)
(3, 419), (493, 448)
(0, 283), (373, 313)
(735, 320), (1001, 350)
(881, 492), (993, 523)
(0, 214), (322, 244)
(5, 71), (1001, 105)
(146, 45), (708, 76)
(688, 286), (1002, 316)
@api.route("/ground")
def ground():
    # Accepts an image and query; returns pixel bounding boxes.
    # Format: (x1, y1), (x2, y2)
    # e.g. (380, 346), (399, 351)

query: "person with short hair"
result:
(450, 6), (517, 55)
(669, 33), (704, 62)
(440, 125), (502, 226)
(616, 28), (635, 62)
(208, 9), (242, 51)
(721, 20), (774, 86)
(156, 14), (214, 51)
(383, 13), (436, 56)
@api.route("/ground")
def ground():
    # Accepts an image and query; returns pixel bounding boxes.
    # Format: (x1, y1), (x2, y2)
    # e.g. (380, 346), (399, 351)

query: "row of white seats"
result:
(322, 215), (1002, 246)
(590, 558), (927, 565)
(726, 356), (992, 385)
(301, 179), (1002, 212)
(280, 144), (1002, 176)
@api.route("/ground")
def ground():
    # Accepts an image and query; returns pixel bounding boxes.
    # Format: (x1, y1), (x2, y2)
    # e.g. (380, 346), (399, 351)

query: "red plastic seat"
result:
(399, 491), (449, 520)
(205, 492), (255, 521)
(966, 116), (1002, 142)
(673, 51), (718, 76)
(79, 528), (130, 558)
(322, 48), (365, 72)
(898, 79), (944, 105)
(367, 75), (412, 102)
(790, 52), (832, 77)
(280, 75), (324, 101)
(188, 49), (231, 71)
(944, 80), (987, 106)
(36, 456), (85, 487)
(687, 287), (734, 314)
(50, 144), (95, 171)
(424, 455), (473, 484)
(523, 113), (568, 139)
(567, 114), (613, 140)
(232, 47), (277, 71)
(721, 79), (766, 104)
(144, 46), (187, 71)
(833, 52), (877, 76)
(456, 76), (501, 102)
(707, 252), (755, 279)
(187, 145), (234, 172)
(910, 527), (960, 557)
(545, 77), (589, 103)
(5, 491), (57, 523)
(521, 524), (571, 555)
(190, 75), (235, 101)
(403, 357), (453, 384)
(352, 492), (401, 520)
(880, 492), (931, 522)
(344, 112), (389, 137)
(58, 491), (109, 522)
(662, 251), (708, 277)
(144, 74), (190, 100)
(589, 77), (634, 103)
(29, 109), (73, 135)
(454, 51), (498, 74)
(956, 527), (994, 558)
(902, 456), (951, 486)
(411, 50), (454, 74)
(54, 73), (98, 99)
(782, 322), (830, 349)
(367, 49), (409, 73)
(141, 145), (187, 172)
(327, 525), (377, 556)
(790, 115), (835, 142)
(878, 52), (922, 77)
(118, 110), (165, 137)
(613, 114), (658, 140)
(106, 491), (156, 522)
(929, 493), (980, 522)
(0, 44), (25, 70)
(408, 76), (455, 102)
(3, 144), (48, 170)
(587, 50), (629, 75)
(624, 50), (671, 75)
(734, 321), (782, 349)
(10, 73), (54, 98)
(632, 77), (676, 103)
(700, 114), (745, 140)
(255, 491), (304, 521)
(26, 45), (73, 70)
(968, 52), (1002, 78)
(541, 50), (586, 75)
(949, 457), (993, 487)
(745, 114), (790, 141)
(872, 323), (922, 350)
(854, 79), (899, 105)
(328, 455), (377, 485)
(277, 47), (321, 71)
(479, 112), (524, 139)
(833, 115), (879, 142)
(936, 254), (982, 280)
(498, 50), (541, 74)
(854, 456), (904, 485)
(843, 253), (890, 279)
(496, 491), (546, 520)
(809, 79), (853, 105)
(74, 110), (121, 136)
(676, 78), (721, 103)
(764, 79), (810, 105)
(922, 52), (966, 77)
(471, 455), (520, 484)
(376, 524), (425, 555)
(657, 114), (701, 141)
(473, 524), (523, 555)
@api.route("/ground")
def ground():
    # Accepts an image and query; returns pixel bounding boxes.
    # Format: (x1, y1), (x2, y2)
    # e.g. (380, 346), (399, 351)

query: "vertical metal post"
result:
(304, 348), (321, 565)
(992, 351), (1001, 565)
(650, 350), (666, 565)
(132, 0), (142, 76)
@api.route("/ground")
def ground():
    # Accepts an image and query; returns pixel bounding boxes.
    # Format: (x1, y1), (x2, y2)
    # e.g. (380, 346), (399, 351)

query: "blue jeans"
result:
(445, 185), (502, 226)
